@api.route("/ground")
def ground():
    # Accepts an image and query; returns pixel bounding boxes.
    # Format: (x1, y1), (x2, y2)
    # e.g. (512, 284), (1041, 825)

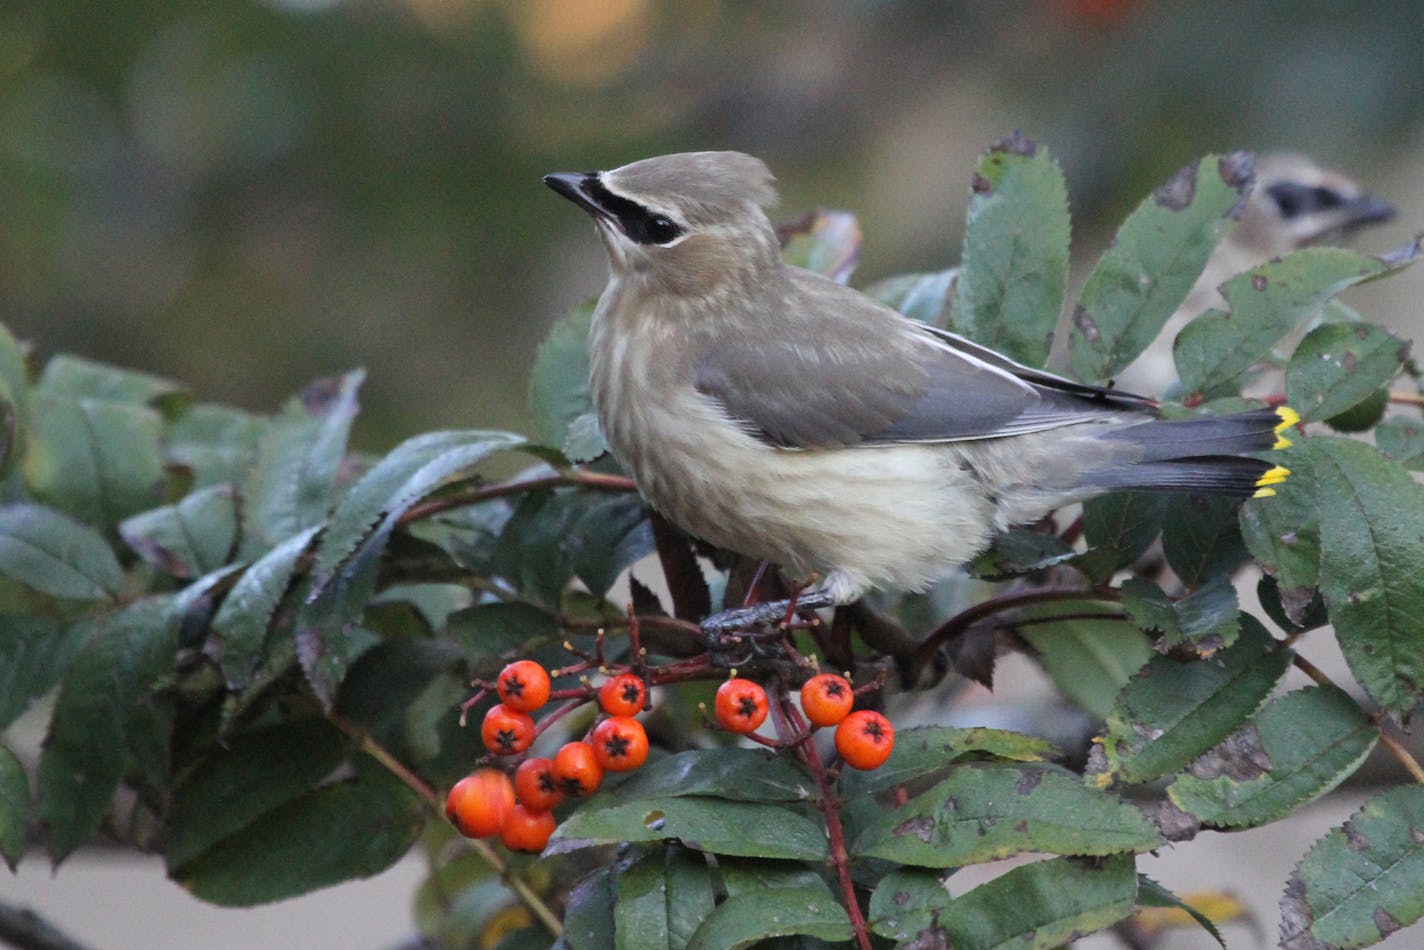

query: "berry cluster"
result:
(445, 633), (898, 857)
(715, 672), (895, 770)
(445, 661), (653, 853)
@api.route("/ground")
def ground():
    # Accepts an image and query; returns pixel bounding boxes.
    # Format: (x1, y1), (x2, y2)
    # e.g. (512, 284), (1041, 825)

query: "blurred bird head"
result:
(1234, 153), (1395, 257)
(545, 151), (781, 299)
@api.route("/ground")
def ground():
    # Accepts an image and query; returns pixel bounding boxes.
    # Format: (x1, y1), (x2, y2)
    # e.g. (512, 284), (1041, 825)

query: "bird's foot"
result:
(701, 589), (835, 668)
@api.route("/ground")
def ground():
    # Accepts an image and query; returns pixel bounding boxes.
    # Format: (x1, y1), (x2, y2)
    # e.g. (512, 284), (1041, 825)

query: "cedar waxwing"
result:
(1113, 153), (1395, 395)
(546, 151), (1294, 620)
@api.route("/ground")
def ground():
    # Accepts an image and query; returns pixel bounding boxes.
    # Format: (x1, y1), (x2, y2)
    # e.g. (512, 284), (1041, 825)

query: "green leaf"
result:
(240, 370), (363, 555)
(550, 796), (828, 861)
(615, 850), (672, 950)
(412, 849), (503, 949)
(865, 269), (958, 326)
(1019, 615), (1151, 719)
(604, 748), (815, 805)
(1137, 875), (1226, 947)
(843, 725), (1057, 797)
(0, 503), (123, 600)
(563, 411), (607, 463)
(1069, 153), (1252, 381)
(779, 209), (861, 282)
(1162, 494), (1249, 588)
(1120, 574), (1240, 654)
(1257, 572), (1328, 633)
(34, 354), (186, 413)
(1090, 615), (1292, 786)
(166, 718), (352, 870)
(874, 855), (1138, 948)
(120, 484), (239, 578)
(1166, 685), (1376, 830)
(868, 868), (952, 943)
(1376, 416), (1424, 470)
(0, 614), (72, 731)
(208, 526), (319, 689)
(172, 759), (423, 906)
(0, 745), (28, 871)
(564, 867), (617, 950)
(489, 486), (652, 607)
(296, 552), (382, 709)
(564, 493), (654, 598)
(1174, 241), (1420, 396)
(853, 762), (1159, 867)
(1071, 492), (1166, 583)
(1281, 786), (1424, 949)
(1286, 322), (1410, 422)
(1312, 437), (1424, 719)
(164, 403), (270, 489)
(334, 637), (464, 738)
(1240, 441), (1320, 589)
(949, 133), (1069, 367)
(685, 880), (851, 950)
(970, 528), (1076, 579)
(314, 429), (526, 589)
(24, 393), (166, 528)
(663, 845), (717, 948)
(444, 600), (560, 663)
(38, 598), (176, 862)
(528, 300), (595, 453)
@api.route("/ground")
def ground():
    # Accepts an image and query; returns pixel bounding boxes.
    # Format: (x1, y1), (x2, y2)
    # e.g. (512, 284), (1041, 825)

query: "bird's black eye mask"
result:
(1266, 181), (1343, 219)
(585, 177), (686, 245)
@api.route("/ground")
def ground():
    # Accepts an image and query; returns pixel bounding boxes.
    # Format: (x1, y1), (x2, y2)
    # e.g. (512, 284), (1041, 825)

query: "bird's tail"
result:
(1084, 406), (1298, 498)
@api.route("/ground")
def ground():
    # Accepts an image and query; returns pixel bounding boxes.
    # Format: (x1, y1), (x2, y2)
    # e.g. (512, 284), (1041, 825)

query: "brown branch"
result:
(0, 900), (96, 950)
(1289, 654), (1424, 787)
(327, 714), (564, 938)
(909, 586), (1120, 673)
(398, 470), (636, 524)
(1388, 390), (1424, 407)
(783, 689), (872, 950)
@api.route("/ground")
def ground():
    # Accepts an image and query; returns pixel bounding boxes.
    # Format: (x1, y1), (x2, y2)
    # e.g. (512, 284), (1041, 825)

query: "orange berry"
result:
(481, 703), (536, 756)
(800, 673), (854, 727)
(591, 715), (650, 772)
(552, 741), (604, 797)
(715, 678), (769, 734)
(500, 804), (558, 853)
(514, 757), (565, 811)
(445, 769), (515, 838)
(599, 673), (648, 717)
(835, 710), (895, 770)
(497, 659), (551, 713)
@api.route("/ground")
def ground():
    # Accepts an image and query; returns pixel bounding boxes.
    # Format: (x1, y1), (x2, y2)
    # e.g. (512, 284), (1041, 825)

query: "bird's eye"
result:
(641, 215), (683, 245)
(1309, 186), (1343, 210)
(1266, 182), (1306, 219)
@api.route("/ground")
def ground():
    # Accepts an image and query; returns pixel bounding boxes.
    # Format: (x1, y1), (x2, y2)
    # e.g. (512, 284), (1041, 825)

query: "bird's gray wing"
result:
(693, 269), (1154, 450)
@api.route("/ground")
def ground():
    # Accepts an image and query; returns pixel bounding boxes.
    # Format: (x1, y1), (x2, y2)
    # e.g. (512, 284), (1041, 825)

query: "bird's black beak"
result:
(544, 172), (606, 219)
(1341, 193), (1396, 230)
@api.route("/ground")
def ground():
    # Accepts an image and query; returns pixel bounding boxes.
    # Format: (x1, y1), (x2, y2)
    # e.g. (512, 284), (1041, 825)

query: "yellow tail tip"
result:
(1271, 406), (1299, 449)
(1253, 464), (1291, 497)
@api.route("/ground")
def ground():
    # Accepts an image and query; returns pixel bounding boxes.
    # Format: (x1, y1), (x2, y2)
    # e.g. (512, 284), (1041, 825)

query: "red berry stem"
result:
(777, 689), (871, 950)
(530, 697), (589, 741)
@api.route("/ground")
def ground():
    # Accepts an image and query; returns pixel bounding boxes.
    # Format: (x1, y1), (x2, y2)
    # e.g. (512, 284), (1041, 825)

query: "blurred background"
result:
(3, 1), (1423, 946)
(2, 0), (1420, 449)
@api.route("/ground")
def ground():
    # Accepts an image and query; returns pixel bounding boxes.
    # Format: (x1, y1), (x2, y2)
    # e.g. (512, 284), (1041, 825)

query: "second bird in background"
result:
(1111, 153), (1395, 396)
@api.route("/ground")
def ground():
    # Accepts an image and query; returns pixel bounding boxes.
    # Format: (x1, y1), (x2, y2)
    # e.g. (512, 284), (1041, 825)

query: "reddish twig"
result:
(781, 687), (872, 950)
(909, 585), (1120, 673)
(1290, 653), (1424, 786)
(399, 470), (636, 524)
